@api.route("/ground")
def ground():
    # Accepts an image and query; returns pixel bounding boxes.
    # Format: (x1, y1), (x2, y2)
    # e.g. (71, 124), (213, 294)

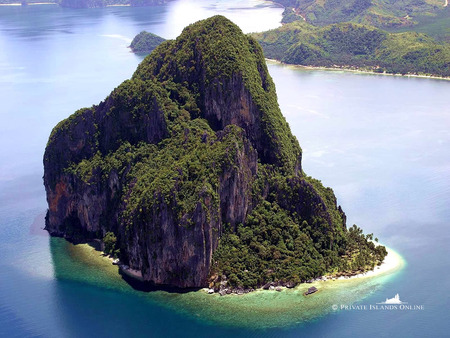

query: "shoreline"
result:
(72, 240), (404, 299)
(0, 2), (129, 5)
(0, 2), (57, 5)
(94, 242), (404, 295)
(265, 58), (450, 81)
(202, 245), (404, 295)
(328, 245), (404, 281)
(61, 240), (407, 328)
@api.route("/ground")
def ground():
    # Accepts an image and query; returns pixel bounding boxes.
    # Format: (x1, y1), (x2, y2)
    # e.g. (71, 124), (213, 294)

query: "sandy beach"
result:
(266, 58), (450, 81)
(201, 245), (405, 295)
(331, 246), (404, 281)
(78, 237), (404, 295)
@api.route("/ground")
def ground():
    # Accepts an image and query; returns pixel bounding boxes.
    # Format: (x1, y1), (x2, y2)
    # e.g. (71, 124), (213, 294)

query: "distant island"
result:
(43, 16), (387, 294)
(129, 31), (165, 54)
(274, 0), (448, 30)
(0, 0), (169, 8)
(253, 21), (450, 77)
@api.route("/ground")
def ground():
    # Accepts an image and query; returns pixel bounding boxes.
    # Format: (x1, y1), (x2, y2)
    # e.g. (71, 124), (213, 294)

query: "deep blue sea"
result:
(0, 2), (449, 337)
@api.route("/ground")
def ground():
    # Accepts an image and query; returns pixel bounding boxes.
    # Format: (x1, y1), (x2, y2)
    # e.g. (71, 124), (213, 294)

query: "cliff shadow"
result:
(49, 235), (202, 294)
(118, 269), (202, 294)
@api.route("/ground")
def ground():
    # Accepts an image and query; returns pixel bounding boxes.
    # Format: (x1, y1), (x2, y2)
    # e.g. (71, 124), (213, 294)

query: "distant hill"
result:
(253, 21), (450, 77)
(0, 0), (168, 8)
(387, 6), (450, 43)
(59, 0), (104, 8)
(276, 0), (448, 30)
(0, 0), (58, 3)
(129, 31), (165, 54)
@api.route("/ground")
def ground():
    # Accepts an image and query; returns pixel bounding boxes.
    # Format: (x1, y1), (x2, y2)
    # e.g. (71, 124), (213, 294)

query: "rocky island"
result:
(129, 31), (165, 55)
(43, 16), (387, 293)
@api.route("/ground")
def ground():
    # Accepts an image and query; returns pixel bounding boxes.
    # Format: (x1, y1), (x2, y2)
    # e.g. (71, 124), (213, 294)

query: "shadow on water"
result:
(118, 269), (202, 294)
(29, 212), (48, 236)
(49, 234), (202, 295)
(82, 239), (202, 293)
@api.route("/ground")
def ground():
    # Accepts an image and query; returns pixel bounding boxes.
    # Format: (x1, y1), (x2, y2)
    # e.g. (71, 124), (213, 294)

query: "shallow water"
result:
(0, 2), (449, 337)
(46, 240), (404, 329)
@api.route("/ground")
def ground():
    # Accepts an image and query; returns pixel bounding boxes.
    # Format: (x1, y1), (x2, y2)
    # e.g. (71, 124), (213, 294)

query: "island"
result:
(273, 0), (448, 29)
(253, 21), (450, 77)
(1, 0), (171, 8)
(129, 31), (165, 55)
(43, 15), (387, 293)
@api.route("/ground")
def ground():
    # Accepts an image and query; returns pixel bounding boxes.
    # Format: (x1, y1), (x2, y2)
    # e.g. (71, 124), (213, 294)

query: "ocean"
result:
(0, 2), (449, 337)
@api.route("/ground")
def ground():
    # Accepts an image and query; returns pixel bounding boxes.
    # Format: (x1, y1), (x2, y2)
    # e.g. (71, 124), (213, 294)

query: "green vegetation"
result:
(281, 7), (304, 24)
(103, 231), (120, 258)
(68, 122), (248, 230)
(386, 6), (450, 42)
(275, 0), (448, 31)
(129, 31), (165, 54)
(212, 202), (387, 288)
(253, 21), (450, 77)
(210, 170), (387, 289)
(133, 16), (302, 174)
(47, 16), (387, 290)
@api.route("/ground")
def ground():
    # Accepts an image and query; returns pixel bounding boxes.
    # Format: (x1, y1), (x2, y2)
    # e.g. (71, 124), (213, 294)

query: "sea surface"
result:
(0, 2), (449, 337)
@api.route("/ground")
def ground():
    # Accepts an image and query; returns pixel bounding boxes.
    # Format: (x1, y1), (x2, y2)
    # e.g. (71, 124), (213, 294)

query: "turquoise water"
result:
(0, 3), (449, 337)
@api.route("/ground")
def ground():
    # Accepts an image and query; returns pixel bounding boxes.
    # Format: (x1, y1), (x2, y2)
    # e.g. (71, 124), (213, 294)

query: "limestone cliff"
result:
(44, 16), (386, 290)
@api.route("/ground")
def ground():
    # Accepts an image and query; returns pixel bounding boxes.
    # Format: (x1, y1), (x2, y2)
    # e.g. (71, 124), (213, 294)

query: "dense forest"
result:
(253, 21), (450, 77)
(212, 201), (387, 289)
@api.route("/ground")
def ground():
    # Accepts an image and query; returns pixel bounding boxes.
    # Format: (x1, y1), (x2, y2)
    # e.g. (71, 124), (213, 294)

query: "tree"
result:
(103, 232), (117, 257)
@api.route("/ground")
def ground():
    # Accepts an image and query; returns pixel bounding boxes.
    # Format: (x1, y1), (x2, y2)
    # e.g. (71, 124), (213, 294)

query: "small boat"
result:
(304, 286), (318, 296)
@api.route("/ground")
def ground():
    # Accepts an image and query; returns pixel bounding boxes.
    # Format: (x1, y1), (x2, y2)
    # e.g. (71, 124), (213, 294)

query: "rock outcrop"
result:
(44, 16), (385, 290)
(130, 31), (166, 55)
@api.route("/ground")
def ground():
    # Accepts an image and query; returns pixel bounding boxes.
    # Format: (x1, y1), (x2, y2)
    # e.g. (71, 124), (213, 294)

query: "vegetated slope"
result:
(253, 21), (450, 77)
(386, 6), (450, 43)
(129, 31), (166, 54)
(44, 16), (386, 291)
(275, 0), (447, 29)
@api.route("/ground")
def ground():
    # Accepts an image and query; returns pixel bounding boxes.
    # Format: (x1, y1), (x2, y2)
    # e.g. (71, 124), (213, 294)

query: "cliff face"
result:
(44, 16), (369, 289)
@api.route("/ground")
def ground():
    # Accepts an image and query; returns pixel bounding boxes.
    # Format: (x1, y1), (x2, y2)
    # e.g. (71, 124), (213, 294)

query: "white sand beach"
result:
(265, 58), (450, 81)
(332, 246), (404, 281)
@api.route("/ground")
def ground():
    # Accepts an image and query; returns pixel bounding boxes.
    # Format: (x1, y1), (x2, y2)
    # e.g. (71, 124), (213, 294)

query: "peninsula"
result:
(253, 21), (450, 78)
(43, 16), (387, 292)
(274, 0), (448, 30)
